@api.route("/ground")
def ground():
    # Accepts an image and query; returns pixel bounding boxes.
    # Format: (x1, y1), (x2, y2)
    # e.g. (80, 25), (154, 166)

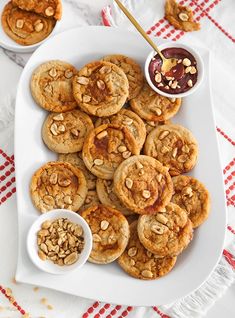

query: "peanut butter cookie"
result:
(165, 0), (200, 32)
(113, 155), (173, 214)
(81, 205), (129, 264)
(73, 61), (129, 117)
(130, 82), (181, 122)
(102, 54), (144, 100)
(144, 124), (198, 176)
(12, 0), (62, 20)
(42, 110), (93, 153)
(96, 179), (134, 216)
(172, 175), (211, 228)
(118, 221), (177, 280)
(138, 203), (193, 257)
(30, 161), (87, 213)
(95, 109), (146, 151)
(110, 109), (146, 151)
(82, 124), (139, 180)
(1, 2), (56, 46)
(79, 190), (100, 212)
(31, 60), (77, 112)
(58, 153), (96, 190)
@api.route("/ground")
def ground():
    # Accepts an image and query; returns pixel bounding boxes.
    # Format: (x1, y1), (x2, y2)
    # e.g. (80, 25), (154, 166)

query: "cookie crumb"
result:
(22, 314), (30, 318)
(47, 304), (53, 310)
(5, 288), (12, 296)
(12, 277), (17, 284)
(40, 297), (48, 305)
(0, 306), (4, 312)
(33, 287), (39, 292)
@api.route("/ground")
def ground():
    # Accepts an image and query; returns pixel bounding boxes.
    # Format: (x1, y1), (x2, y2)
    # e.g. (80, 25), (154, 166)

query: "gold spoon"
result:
(114, 0), (177, 73)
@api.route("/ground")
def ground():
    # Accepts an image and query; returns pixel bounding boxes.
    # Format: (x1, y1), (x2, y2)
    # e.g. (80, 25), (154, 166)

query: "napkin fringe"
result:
(160, 257), (235, 318)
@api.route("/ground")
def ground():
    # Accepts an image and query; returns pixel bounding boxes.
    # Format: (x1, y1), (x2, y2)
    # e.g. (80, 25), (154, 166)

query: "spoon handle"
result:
(114, 0), (165, 60)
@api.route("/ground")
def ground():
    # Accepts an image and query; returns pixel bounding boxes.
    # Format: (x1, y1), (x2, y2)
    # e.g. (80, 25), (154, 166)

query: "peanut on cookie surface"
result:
(118, 221), (177, 280)
(81, 205), (130, 264)
(30, 161), (87, 213)
(113, 155), (173, 214)
(1, 2), (56, 46)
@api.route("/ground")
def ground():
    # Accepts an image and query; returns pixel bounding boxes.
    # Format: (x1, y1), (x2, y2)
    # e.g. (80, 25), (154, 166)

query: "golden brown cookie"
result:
(110, 109), (146, 151)
(144, 124), (198, 176)
(1, 2), (56, 46)
(73, 61), (129, 117)
(165, 0), (200, 32)
(95, 109), (146, 151)
(81, 205), (130, 264)
(30, 161), (87, 213)
(113, 155), (173, 214)
(42, 110), (93, 153)
(130, 82), (181, 122)
(31, 60), (77, 112)
(138, 203), (193, 257)
(12, 0), (62, 20)
(79, 190), (100, 212)
(82, 124), (139, 180)
(58, 153), (96, 190)
(172, 175), (211, 228)
(118, 221), (177, 280)
(96, 179), (134, 216)
(102, 54), (144, 100)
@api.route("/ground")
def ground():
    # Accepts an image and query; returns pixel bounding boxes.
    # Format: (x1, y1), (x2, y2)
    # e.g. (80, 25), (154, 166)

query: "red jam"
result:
(149, 47), (198, 94)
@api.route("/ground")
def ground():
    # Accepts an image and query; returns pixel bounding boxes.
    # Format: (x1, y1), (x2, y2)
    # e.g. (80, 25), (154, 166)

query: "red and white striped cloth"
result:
(0, 0), (234, 317)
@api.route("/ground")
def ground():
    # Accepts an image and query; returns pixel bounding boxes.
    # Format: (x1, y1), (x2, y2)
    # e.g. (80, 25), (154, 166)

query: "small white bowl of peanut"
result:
(27, 209), (92, 274)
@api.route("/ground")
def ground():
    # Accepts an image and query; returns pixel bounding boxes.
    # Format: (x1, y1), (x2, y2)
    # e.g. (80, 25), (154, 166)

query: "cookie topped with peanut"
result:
(30, 161), (87, 213)
(81, 205), (130, 264)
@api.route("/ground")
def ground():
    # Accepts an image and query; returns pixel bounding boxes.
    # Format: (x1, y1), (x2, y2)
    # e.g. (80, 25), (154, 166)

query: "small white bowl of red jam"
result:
(145, 43), (204, 98)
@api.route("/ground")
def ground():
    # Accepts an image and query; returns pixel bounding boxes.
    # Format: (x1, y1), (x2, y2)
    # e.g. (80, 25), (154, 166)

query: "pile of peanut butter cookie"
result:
(1, 0), (62, 45)
(29, 55), (210, 279)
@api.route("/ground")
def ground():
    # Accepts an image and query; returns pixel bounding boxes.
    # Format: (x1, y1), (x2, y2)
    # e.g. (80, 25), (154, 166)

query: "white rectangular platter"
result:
(15, 26), (226, 306)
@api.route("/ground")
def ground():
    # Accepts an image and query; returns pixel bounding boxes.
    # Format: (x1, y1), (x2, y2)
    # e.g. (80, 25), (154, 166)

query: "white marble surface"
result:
(0, 0), (234, 317)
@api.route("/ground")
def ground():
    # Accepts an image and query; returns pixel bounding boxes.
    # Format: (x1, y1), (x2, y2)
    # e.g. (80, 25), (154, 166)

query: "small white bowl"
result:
(27, 209), (92, 275)
(0, 0), (61, 53)
(145, 42), (204, 98)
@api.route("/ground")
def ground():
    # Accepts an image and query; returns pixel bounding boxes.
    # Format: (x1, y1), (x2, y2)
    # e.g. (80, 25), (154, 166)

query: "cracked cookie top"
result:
(138, 202), (193, 257)
(118, 221), (177, 280)
(130, 81), (181, 122)
(95, 108), (146, 151)
(1, 2), (56, 46)
(82, 124), (139, 180)
(81, 205), (130, 264)
(144, 124), (198, 176)
(30, 161), (87, 213)
(96, 179), (134, 216)
(102, 54), (144, 100)
(113, 155), (173, 214)
(42, 110), (94, 153)
(31, 60), (77, 112)
(79, 190), (100, 213)
(73, 61), (129, 117)
(172, 175), (211, 228)
(58, 153), (96, 190)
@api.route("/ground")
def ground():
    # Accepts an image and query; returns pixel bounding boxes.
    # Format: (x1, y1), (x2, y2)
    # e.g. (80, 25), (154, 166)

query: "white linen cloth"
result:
(0, 0), (234, 317)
